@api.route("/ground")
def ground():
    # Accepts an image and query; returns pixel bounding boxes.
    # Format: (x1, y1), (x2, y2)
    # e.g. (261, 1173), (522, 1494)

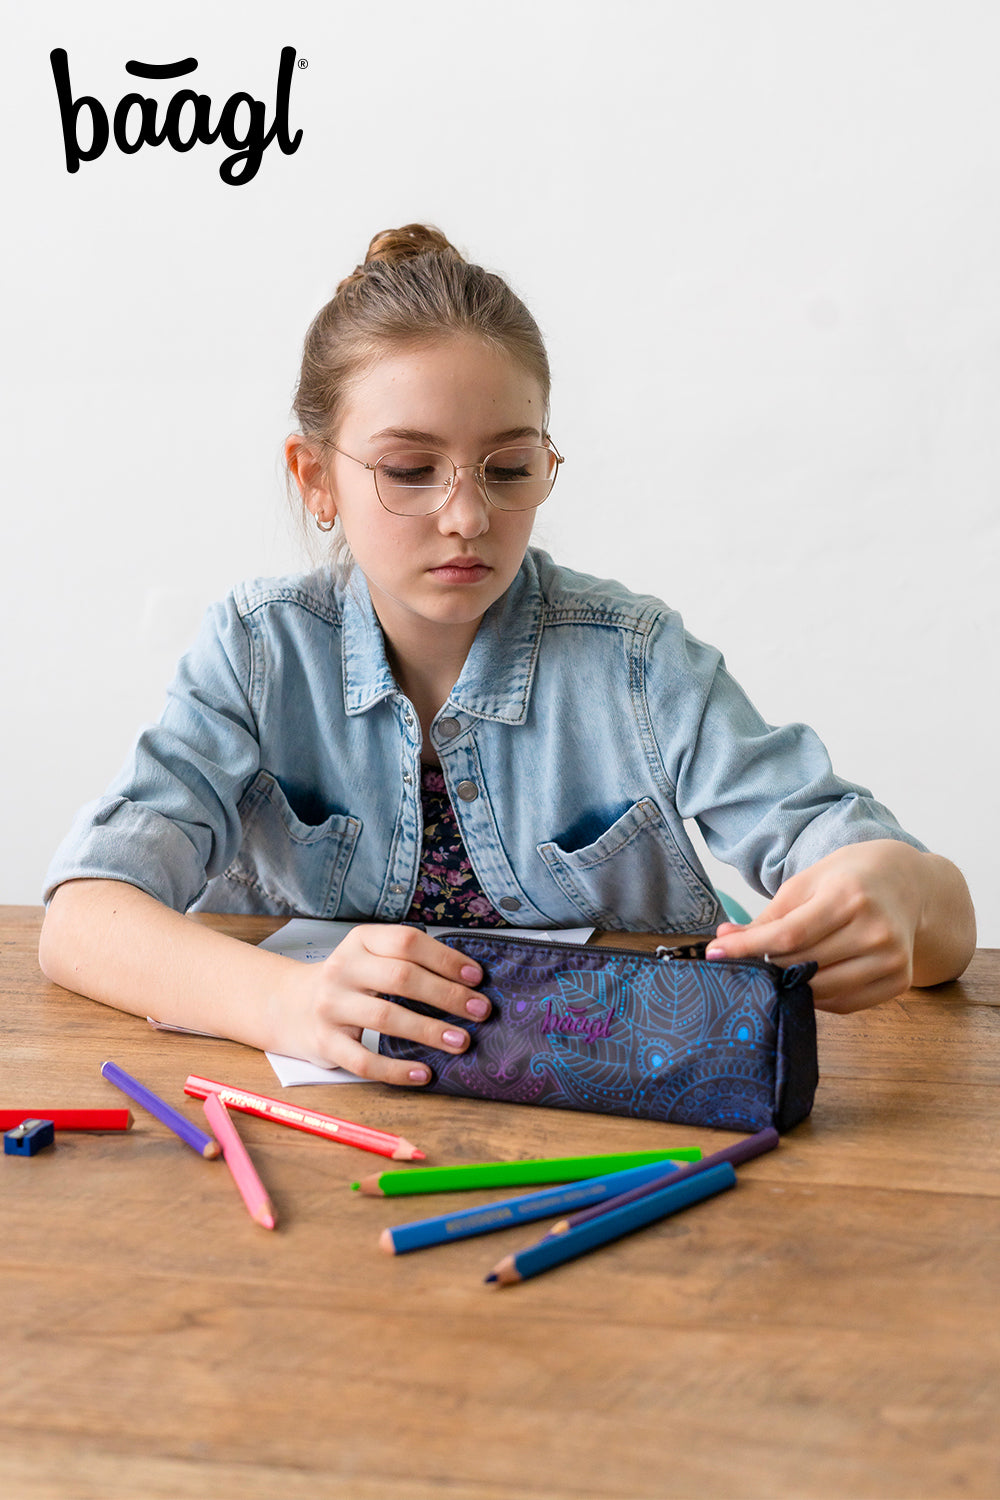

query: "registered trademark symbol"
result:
(298, 57), (308, 68)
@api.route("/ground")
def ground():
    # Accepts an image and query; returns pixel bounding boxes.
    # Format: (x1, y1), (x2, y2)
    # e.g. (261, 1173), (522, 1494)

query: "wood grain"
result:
(2, 907), (998, 1500)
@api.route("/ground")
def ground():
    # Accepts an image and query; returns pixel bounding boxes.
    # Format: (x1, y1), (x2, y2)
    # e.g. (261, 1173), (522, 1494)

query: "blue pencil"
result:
(485, 1162), (737, 1285)
(545, 1126), (779, 1238)
(101, 1060), (220, 1159)
(379, 1159), (683, 1255)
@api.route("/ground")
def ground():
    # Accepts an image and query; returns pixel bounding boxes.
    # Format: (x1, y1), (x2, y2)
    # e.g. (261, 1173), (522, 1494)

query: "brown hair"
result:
(290, 224), (551, 448)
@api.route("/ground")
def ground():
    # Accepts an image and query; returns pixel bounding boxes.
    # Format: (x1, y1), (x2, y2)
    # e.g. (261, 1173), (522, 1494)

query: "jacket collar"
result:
(342, 550), (544, 724)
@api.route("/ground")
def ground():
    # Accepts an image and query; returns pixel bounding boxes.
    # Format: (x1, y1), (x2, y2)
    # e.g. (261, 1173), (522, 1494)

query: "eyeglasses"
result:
(324, 439), (564, 516)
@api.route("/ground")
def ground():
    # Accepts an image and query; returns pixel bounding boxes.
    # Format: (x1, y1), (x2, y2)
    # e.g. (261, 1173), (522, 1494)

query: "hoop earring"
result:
(314, 512), (335, 533)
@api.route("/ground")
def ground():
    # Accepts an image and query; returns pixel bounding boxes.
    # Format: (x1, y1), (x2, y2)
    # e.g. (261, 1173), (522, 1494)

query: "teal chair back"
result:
(716, 890), (752, 925)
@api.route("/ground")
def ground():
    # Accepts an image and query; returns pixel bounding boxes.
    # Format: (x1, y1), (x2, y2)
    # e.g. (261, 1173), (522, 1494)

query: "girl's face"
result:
(319, 335), (545, 659)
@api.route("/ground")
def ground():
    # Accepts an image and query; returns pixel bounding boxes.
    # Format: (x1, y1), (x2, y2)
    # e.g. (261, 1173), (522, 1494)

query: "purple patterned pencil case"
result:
(379, 934), (818, 1133)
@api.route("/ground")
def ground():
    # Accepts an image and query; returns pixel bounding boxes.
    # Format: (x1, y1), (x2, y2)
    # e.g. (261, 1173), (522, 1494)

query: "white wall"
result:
(4, 1), (998, 940)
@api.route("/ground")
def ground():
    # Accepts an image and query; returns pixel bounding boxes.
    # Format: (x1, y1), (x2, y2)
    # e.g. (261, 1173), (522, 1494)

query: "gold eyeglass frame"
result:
(322, 437), (564, 516)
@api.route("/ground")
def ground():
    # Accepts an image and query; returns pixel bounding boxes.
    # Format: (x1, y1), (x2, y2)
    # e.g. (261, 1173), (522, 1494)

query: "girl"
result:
(40, 225), (975, 1083)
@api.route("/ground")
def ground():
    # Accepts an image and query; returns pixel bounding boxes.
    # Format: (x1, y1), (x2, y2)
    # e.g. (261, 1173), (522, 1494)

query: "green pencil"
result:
(352, 1148), (702, 1195)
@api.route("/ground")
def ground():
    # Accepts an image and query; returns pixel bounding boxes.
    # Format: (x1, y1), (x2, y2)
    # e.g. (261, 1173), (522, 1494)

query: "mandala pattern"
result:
(380, 936), (818, 1132)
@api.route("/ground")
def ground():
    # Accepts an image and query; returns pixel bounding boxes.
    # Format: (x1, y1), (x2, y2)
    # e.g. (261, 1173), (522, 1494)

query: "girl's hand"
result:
(274, 923), (489, 1084)
(704, 841), (974, 1014)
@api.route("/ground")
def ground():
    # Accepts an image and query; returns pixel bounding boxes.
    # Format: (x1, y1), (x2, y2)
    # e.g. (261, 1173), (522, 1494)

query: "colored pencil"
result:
(354, 1147), (702, 1196)
(101, 1061), (220, 1159)
(184, 1075), (424, 1161)
(546, 1127), (779, 1237)
(203, 1093), (276, 1230)
(380, 1160), (685, 1254)
(0, 1108), (133, 1131)
(485, 1162), (737, 1286)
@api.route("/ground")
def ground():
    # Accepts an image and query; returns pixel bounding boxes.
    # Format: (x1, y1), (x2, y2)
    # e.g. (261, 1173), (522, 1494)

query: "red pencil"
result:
(0, 1108), (133, 1131)
(183, 1075), (425, 1161)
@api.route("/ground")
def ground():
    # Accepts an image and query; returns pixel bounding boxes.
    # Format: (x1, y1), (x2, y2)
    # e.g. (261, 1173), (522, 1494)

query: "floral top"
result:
(406, 765), (509, 928)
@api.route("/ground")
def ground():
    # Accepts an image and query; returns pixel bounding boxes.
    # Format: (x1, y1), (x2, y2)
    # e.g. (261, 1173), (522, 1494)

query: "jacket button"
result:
(390, 883), (406, 894)
(499, 896), (521, 911)
(455, 780), (479, 801)
(438, 716), (460, 738)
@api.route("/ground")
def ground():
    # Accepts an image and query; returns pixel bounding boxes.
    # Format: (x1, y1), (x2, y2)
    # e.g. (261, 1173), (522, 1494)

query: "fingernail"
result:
(466, 997), (490, 1019)
(705, 945), (726, 960)
(442, 1028), (467, 1048)
(409, 1066), (430, 1084)
(460, 964), (481, 983)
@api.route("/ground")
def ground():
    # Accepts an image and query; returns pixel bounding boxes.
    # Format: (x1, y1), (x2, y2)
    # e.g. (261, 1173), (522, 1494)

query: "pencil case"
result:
(379, 934), (818, 1133)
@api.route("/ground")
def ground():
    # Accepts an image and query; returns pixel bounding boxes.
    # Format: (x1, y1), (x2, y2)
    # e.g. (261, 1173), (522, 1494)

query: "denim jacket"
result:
(45, 548), (924, 932)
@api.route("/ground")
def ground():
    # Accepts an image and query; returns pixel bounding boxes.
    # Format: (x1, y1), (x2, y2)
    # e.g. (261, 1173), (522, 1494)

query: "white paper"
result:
(265, 1044), (380, 1087)
(258, 919), (595, 1086)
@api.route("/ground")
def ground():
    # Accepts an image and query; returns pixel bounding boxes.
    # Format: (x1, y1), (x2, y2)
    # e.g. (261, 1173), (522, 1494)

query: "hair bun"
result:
(336, 224), (460, 297)
(365, 223), (458, 266)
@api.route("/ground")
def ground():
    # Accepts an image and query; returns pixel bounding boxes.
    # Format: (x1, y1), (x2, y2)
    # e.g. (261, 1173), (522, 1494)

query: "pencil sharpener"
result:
(4, 1119), (56, 1156)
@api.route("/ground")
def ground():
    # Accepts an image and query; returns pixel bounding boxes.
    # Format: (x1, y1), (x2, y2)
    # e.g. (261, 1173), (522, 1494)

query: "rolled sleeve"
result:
(43, 795), (214, 910)
(777, 791), (926, 882)
(43, 595), (262, 912)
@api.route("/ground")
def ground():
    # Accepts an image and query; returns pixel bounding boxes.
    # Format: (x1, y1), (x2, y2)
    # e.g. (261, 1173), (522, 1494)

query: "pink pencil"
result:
(203, 1092), (276, 1231)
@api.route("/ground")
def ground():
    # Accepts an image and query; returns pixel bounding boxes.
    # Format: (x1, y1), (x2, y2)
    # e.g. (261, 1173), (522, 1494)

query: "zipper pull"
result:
(655, 939), (711, 962)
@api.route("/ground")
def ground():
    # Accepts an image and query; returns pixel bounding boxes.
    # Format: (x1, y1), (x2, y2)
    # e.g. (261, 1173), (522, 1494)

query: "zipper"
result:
(442, 929), (781, 979)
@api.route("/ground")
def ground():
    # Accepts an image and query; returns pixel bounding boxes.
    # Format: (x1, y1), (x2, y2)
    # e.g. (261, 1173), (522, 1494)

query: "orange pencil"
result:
(185, 1075), (425, 1161)
(203, 1093), (276, 1230)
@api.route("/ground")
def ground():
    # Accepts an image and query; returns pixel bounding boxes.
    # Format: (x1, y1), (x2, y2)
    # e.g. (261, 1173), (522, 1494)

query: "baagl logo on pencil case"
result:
(48, 47), (304, 185)
(529, 969), (624, 1044)
(540, 996), (617, 1043)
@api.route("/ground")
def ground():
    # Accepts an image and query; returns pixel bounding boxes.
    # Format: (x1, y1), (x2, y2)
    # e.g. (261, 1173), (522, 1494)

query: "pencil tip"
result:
(391, 1141), (425, 1161)
(379, 1228), (396, 1255)
(484, 1273), (498, 1283)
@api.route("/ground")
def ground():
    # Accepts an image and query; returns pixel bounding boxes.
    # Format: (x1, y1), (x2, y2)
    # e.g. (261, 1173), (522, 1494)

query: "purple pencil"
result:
(101, 1060), (220, 1159)
(547, 1126), (779, 1237)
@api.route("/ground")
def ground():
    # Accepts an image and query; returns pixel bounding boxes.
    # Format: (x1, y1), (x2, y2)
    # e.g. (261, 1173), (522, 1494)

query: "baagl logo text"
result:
(49, 47), (304, 185)
(540, 998), (616, 1043)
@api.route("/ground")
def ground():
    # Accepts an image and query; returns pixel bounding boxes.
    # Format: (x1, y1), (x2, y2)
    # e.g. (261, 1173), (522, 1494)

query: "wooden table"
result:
(2, 907), (998, 1500)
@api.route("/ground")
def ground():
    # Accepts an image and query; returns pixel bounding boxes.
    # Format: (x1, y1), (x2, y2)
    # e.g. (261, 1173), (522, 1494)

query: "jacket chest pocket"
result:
(224, 770), (361, 917)
(536, 797), (720, 932)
